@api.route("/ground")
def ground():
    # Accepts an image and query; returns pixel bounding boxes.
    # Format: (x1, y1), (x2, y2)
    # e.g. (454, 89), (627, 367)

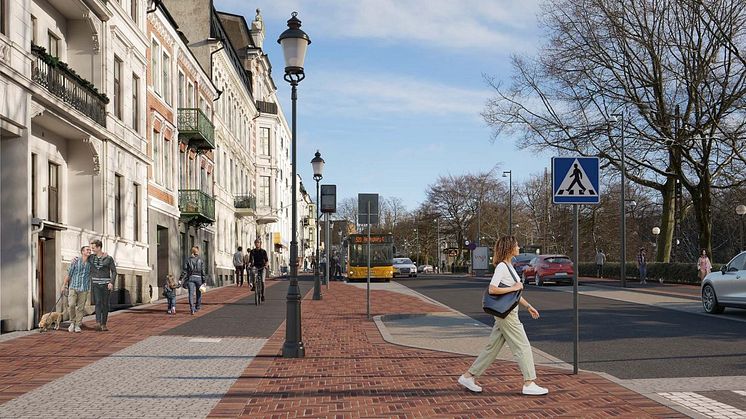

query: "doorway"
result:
(157, 226), (169, 288)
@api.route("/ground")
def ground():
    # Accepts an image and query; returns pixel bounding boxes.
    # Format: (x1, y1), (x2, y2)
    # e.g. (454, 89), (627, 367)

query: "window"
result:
(0, 0), (6, 36)
(164, 137), (172, 188)
(31, 154), (37, 218)
(132, 74), (139, 131)
(152, 129), (161, 184)
(130, 0), (138, 23)
(260, 127), (270, 155)
(114, 56), (122, 119)
(187, 81), (194, 107)
(30, 15), (37, 44)
(115, 174), (123, 236)
(259, 176), (270, 206)
(162, 52), (171, 104)
(48, 162), (59, 222)
(151, 40), (160, 94)
(48, 31), (59, 57)
(133, 183), (140, 241)
(178, 71), (185, 108)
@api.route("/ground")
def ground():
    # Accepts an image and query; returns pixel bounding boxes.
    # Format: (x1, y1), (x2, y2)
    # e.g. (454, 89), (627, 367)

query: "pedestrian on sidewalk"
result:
(163, 274), (179, 314)
(595, 249), (606, 278)
(89, 239), (117, 332)
(233, 246), (245, 287)
(63, 245), (92, 333)
(458, 235), (548, 396)
(697, 249), (712, 281)
(180, 246), (207, 315)
(637, 247), (648, 285)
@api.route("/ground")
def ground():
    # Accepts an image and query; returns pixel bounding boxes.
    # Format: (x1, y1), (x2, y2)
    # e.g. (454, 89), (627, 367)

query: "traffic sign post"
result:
(552, 156), (601, 375)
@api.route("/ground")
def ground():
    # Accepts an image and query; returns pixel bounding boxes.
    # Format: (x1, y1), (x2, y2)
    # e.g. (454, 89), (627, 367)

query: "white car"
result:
(702, 251), (746, 314)
(393, 258), (417, 277)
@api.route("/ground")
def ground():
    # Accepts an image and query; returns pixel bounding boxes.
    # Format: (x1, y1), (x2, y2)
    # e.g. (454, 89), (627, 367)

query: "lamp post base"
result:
(283, 277), (305, 358)
(312, 271), (322, 300)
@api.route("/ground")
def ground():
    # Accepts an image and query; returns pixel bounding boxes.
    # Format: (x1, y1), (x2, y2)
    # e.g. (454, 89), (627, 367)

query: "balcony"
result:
(30, 44), (108, 127)
(178, 190), (215, 225)
(256, 100), (277, 115)
(178, 108), (215, 151)
(234, 194), (257, 217)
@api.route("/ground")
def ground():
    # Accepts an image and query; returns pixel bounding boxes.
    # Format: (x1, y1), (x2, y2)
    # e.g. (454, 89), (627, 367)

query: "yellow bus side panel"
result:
(347, 266), (393, 280)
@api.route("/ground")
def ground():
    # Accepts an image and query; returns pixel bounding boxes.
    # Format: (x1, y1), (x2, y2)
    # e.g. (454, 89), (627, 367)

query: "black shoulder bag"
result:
(482, 262), (522, 318)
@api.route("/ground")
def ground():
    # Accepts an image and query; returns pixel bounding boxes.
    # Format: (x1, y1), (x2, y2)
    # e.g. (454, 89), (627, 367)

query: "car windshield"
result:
(394, 258), (413, 265)
(546, 257), (572, 264)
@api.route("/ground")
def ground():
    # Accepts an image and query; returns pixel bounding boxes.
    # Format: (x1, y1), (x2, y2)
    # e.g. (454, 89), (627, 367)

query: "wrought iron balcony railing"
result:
(256, 100), (277, 114)
(234, 194), (257, 210)
(177, 108), (215, 150)
(178, 189), (215, 224)
(30, 44), (108, 127)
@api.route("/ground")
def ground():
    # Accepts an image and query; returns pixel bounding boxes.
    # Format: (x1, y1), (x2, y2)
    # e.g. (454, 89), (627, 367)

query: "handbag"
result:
(482, 262), (522, 318)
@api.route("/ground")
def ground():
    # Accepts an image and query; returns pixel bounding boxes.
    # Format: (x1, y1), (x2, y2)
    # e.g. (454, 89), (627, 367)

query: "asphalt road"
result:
(397, 275), (746, 380)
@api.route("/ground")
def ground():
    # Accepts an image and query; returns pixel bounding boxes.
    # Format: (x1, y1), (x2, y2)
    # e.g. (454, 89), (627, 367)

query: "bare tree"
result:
(482, 0), (746, 259)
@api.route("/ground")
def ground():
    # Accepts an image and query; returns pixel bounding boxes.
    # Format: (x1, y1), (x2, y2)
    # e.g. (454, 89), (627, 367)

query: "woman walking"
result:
(458, 236), (548, 396)
(180, 246), (207, 315)
(697, 250), (712, 281)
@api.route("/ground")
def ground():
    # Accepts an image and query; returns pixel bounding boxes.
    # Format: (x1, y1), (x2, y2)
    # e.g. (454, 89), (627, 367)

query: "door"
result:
(35, 238), (45, 324)
(719, 253), (746, 303)
(157, 226), (169, 288)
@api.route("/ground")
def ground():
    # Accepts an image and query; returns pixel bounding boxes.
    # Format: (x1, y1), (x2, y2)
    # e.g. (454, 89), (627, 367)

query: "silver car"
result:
(701, 251), (746, 313)
(393, 258), (417, 278)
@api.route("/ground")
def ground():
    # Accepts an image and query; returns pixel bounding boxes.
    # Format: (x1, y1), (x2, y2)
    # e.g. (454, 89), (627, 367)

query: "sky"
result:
(215, 0), (551, 211)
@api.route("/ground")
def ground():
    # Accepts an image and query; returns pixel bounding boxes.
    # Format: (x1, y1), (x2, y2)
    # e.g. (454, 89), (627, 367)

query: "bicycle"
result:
(251, 267), (265, 305)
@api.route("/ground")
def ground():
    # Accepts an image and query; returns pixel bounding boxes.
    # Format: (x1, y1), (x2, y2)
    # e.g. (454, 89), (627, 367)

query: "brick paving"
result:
(209, 282), (686, 418)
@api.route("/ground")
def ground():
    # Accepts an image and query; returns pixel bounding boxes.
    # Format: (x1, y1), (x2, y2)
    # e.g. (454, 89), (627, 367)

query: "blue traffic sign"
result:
(552, 157), (600, 204)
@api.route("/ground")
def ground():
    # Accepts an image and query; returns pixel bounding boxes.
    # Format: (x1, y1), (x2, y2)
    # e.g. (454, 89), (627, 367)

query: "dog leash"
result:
(48, 290), (66, 313)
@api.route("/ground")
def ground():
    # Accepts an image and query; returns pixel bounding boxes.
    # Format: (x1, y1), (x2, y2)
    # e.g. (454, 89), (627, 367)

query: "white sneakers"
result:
(68, 323), (74, 333)
(522, 382), (549, 395)
(458, 375), (483, 393)
(74, 325), (82, 333)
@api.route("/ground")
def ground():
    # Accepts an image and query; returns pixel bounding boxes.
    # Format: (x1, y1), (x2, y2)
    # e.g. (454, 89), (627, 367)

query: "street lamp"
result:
(737, 204), (746, 251)
(311, 150), (324, 300)
(652, 226), (660, 258)
(610, 112), (627, 288)
(278, 12), (310, 358)
(502, 170), (512, 236)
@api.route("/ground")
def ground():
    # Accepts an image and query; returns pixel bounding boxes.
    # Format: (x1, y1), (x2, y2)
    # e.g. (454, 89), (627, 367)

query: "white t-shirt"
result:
(489, 261), (521, 288)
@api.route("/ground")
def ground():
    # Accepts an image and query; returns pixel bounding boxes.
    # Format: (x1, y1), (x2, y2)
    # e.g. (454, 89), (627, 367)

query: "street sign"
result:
(552, 157), (600, 204)
(357, 193), (379, 224)
(321, 185), (336, 213)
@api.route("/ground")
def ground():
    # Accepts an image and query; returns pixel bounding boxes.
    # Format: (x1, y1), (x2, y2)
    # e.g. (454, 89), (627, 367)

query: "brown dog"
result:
(39, 312), (63, 332)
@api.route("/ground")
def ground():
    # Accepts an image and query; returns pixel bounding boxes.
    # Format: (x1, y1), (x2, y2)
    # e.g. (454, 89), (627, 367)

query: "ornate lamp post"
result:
(278, 12), (311, 358)
(652, 226), (661, 261)
(502, 170), (513, 236)
(311, 150), (324, 300)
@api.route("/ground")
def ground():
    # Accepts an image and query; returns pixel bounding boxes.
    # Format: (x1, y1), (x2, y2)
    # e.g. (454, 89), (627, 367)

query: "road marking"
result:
(657, 392), (746, 418)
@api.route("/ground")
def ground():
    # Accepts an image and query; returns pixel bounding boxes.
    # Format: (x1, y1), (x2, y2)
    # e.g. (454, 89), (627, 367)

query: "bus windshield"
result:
(349, 244), (393, 267)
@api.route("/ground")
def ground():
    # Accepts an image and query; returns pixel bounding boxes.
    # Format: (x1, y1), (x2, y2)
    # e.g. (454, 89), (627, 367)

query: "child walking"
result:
(163, 274), (179, 314)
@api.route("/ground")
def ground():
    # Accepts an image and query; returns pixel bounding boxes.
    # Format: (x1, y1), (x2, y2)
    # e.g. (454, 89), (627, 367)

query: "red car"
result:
(521, 254), (574, 286)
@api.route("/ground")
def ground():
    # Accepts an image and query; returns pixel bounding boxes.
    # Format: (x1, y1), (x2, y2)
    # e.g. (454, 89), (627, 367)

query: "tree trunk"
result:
(657, 179), (676, 262)
(692, 186), (713, 260)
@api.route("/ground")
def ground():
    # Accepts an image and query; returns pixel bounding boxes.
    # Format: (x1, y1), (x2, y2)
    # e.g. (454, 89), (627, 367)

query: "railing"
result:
(256, 100), (277, 114)
(30, 44), (108, 127)
(178, 189), (215, 223)
(177, 108), (215, 150)
(234, 194), (257, 211)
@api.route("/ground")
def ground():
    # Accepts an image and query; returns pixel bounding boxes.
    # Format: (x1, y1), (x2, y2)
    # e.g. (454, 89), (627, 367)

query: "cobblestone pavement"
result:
(209, 282), (684, 418)
(0, 336), (265, 418)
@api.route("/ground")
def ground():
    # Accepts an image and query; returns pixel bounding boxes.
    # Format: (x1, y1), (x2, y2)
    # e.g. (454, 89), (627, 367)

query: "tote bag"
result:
(482, 262), (522, 318)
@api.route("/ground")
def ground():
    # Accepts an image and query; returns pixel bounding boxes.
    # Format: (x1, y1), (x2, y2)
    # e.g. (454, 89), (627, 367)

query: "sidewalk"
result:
(0, 278), (685, 418)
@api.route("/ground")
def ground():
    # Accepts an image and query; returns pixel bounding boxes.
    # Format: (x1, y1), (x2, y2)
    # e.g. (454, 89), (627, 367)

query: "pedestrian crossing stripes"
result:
(657, 391), (746, 418)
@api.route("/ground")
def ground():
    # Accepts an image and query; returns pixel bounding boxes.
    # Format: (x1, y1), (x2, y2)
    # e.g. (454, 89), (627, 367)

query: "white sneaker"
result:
(522, 382), (548, 396)
(458, 375), (482, 393)
(74, 326), (82, 333)
(68, 323), (74, 333)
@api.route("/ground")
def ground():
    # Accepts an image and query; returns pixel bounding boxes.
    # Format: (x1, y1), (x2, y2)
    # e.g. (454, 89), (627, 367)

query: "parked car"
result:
(512, 253), (536, 276)
(701, 251), (746, 314)
(393, 258), (418, 277)
(521, 254), (574, 286)
(417, 264), (434, 273)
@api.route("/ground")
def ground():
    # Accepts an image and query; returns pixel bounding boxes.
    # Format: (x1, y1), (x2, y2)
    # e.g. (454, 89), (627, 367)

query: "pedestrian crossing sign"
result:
(552, 157), (600, 204)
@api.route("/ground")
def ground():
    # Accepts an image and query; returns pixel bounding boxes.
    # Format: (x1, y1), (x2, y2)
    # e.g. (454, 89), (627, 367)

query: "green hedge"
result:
(577, 262), (722, 284)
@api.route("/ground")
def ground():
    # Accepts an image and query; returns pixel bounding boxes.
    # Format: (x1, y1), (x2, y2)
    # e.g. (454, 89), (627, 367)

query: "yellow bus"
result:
(347, 234), (394, 281)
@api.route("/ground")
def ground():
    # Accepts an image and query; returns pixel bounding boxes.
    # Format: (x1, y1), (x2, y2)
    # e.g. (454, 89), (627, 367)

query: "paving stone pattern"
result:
(0, 336), (265, 418)
(210, 282), (686, 418)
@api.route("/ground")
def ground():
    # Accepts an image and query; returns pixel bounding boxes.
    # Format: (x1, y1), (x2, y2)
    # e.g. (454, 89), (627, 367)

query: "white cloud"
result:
(217, 0), (541, 51)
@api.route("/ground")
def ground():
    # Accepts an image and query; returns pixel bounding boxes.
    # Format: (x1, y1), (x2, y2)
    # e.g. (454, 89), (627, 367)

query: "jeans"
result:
(92, 283), (111, 325)
(67, 289), (89, 327)
(167, 295), (176, 311)
(639, 265), (647, 282)
(186, 280), (202, 311)
(251, 267), (265, 287)
(596, 264), (603, 278)
(235, 266), (244, 286)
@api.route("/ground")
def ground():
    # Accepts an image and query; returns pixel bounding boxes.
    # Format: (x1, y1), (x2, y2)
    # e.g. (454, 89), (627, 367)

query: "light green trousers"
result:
(467, 308), (537, 381)
(67, 289), (89, 327)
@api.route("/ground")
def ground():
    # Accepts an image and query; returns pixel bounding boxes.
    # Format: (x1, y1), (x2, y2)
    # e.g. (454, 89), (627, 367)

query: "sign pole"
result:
(325, 212), (330, 288)
(367, 201), (371, 319)
(573, 204), (579, 374)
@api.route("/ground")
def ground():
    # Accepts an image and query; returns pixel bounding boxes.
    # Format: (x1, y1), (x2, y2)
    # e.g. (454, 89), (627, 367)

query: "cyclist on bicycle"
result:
(248, 238), (269, 301)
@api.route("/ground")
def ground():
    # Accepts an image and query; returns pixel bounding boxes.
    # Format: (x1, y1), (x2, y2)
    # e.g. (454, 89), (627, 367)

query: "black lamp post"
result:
(611, 112), (627, 288)
(502, 170), (512, 236)
(278, 11), (310, 358)
(311, 150), (324, 300)
(737, 205), (746, 251)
